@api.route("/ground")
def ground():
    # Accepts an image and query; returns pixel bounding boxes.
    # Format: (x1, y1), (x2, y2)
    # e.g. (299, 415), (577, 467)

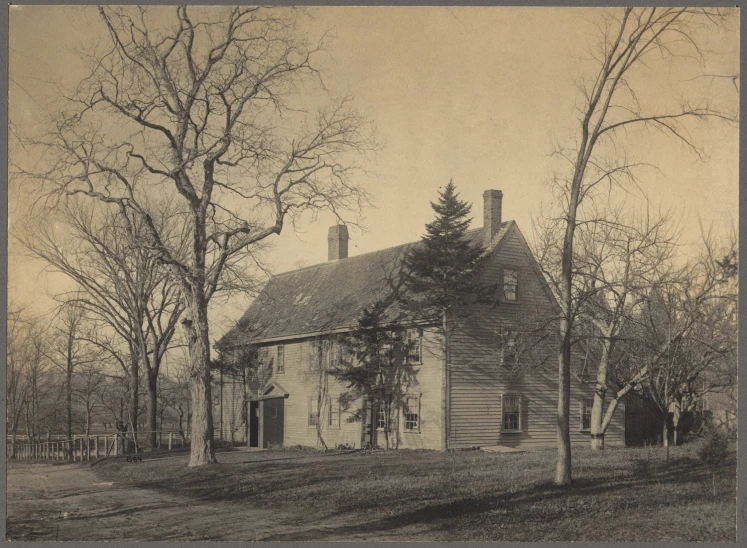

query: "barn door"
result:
(262, 398), (284, 448)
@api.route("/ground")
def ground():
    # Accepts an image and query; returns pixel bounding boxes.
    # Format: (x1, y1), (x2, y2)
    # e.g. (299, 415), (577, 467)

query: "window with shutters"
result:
(501, 394), (522, 432)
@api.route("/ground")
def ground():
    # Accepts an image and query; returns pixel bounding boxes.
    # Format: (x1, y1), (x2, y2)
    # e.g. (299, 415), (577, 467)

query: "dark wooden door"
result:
(262, 398), (284, 448)
(249, 401), (259, 448)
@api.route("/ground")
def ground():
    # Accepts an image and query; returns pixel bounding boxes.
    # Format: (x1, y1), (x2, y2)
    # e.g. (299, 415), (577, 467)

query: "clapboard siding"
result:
(249, 328), (444, 450)
(448, 225), (625, 450)
(219, 380), (248, 443)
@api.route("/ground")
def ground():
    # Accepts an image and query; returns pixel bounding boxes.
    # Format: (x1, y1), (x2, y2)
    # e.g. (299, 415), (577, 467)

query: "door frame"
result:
(248, 382), (290, 449)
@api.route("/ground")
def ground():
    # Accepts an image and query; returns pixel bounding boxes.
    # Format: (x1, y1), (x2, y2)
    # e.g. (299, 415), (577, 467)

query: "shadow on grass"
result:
(260, 456), (732, 541)
(92, 447), (735, 541)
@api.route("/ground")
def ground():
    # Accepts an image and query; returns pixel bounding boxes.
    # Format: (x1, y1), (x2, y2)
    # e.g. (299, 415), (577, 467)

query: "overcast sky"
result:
(9, 6), (739, 343)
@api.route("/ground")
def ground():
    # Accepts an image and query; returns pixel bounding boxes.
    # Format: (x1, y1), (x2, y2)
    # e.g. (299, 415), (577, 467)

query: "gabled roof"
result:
(217, 222), (514, 348)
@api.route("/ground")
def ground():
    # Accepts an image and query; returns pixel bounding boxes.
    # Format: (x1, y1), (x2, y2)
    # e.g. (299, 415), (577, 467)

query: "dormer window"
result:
(503, 269), (518, 301)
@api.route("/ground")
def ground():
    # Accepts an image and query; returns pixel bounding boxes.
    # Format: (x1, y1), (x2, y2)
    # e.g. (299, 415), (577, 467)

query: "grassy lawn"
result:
(92, 443), (736, 541)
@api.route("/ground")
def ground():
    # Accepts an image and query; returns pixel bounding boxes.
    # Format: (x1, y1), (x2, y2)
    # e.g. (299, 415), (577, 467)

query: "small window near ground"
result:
(329, 397), (340, 427)
(308, 397), (319, 427)
(502, 394), (522, 432)
(503, 269), (518, 302)
(404, 395), (420, 432)
(581, 397), (593, 431)
(276, 345), (285, 374)
(407, 328), (423, 364)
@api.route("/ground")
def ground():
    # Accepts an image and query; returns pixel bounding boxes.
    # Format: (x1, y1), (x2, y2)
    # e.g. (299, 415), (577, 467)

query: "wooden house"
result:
(215, 190), (625, 450)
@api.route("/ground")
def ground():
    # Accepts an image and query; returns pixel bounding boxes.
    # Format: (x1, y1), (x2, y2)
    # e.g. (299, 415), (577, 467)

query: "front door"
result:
(262, 398), (284, 448)
(248, 401), (260, 448)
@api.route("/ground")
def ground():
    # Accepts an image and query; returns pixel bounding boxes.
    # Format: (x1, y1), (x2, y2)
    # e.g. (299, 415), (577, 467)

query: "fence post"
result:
(94, 436), (99, 459)
(169, 432), (173, 451)
(86, 437), (91, 461)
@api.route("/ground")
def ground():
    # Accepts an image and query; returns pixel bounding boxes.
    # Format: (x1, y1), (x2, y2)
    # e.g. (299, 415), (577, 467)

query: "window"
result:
(276, 345), (285, 374)
(502, 394), (522, 432)
(503, 269), (518, 302)
(308, 397), (319, 427)
(375, 406), (387, 430)
(407, 328), (423, 364)
(404, 395), (420, 432)
(581, 397), (593, 431)
(328, 397), (341, 428)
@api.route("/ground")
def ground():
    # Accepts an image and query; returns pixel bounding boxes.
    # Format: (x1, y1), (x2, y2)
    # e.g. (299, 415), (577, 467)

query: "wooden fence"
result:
(8, 431), (189, 462)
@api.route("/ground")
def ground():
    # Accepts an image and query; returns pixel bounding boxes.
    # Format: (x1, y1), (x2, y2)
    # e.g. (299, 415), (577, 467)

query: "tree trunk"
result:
(85, 407), (91, 437)
(66, 366), (73, 441)
(556, 324), (573, 485)
(184, 292), (216, 467)
(129, 352), (139, 445)
(590, 339), (611, 450)
(146, 371), (158, 448)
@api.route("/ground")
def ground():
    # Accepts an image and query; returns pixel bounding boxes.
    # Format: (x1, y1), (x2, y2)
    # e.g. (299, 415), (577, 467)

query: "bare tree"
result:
(7, 304), (60, 450)
(19, 200), (185, 449)
(627, 226), (737, 450)
(538, 202), (680, 449)
(15, 6), (375, 466)
(73, 363), (108, 436)
(538, 7), (737, 485)
(45, 302), (101, 442)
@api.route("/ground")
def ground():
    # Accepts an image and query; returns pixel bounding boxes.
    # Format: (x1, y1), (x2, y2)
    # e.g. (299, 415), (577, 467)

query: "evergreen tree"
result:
(400, 181), (491, 449)
(402, 181), (490, 324)
(331, 302), (414, 450)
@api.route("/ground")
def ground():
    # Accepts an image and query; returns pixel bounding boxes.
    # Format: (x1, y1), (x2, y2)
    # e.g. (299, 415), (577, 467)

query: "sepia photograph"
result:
(6, 4), (739, 542)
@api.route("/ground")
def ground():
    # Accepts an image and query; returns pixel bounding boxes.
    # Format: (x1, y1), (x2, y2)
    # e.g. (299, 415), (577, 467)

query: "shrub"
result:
(697, 428), (730, 468)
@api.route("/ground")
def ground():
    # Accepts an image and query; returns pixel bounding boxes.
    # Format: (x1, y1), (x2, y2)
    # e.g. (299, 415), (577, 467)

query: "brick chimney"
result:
(483, 189), (503, 245)
(328, 225), (349, 261)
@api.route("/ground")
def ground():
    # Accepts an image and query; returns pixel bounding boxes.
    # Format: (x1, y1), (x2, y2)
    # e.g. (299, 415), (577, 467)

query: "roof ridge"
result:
(271, 222), (511, 279)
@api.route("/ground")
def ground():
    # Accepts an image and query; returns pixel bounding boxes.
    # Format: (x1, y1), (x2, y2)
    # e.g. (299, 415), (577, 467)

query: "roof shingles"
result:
(217, 223), (511, 348)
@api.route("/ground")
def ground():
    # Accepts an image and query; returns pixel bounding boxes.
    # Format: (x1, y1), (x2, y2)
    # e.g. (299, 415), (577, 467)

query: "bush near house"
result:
(93, 444), (735, 541)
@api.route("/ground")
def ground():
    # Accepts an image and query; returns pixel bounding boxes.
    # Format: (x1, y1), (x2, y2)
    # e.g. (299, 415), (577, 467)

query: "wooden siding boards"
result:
(448, 225), (625, 450)
(217, 220), (626, 452)
(246, 331), (444, 450)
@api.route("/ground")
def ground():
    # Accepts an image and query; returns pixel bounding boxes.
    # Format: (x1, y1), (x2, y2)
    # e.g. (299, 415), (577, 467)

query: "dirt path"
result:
(6, 460), (424, 541)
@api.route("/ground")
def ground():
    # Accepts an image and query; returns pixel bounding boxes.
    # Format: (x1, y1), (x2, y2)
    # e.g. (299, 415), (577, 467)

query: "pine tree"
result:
(402, 181), (489, 323)
(401, 181), (491, 449)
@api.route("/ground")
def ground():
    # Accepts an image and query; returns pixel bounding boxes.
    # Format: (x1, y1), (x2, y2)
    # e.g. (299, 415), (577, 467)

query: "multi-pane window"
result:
(376, 406), (387, 430)
(276, 345), (285, 374)
(502, 395), (521, 432)
(404, 395), (420, 431)
(328, 397), (340, 427)
(503, 269), (518, 302)
(581, 397), (593, 431)
(308, 397), (319, 427)
(407, 329), (423, 364)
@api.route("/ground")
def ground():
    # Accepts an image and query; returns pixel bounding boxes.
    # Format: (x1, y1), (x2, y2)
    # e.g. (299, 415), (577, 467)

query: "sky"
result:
(8, 6), (740, 345)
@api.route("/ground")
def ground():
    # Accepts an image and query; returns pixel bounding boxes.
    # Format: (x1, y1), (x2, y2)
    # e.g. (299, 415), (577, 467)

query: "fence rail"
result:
(8, 430), (189, 462)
